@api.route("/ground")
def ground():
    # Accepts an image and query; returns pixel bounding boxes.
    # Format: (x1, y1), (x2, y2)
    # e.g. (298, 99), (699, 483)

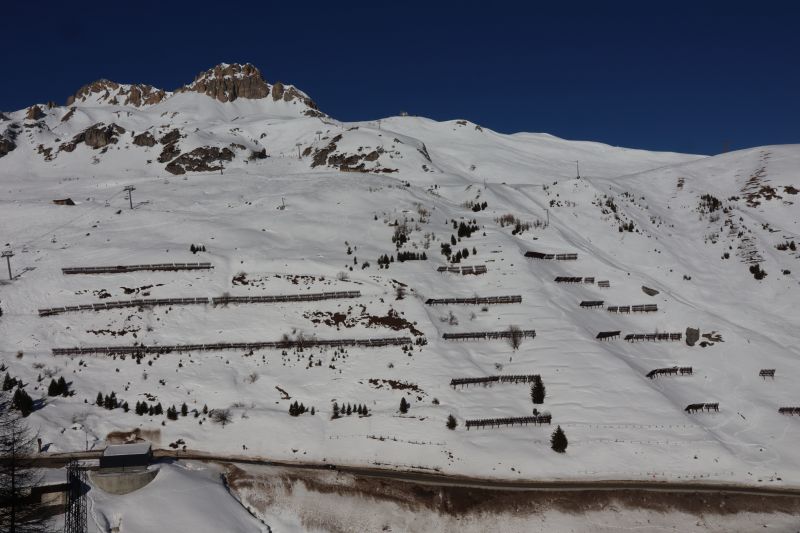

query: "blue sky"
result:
(3, 1), (798, 154)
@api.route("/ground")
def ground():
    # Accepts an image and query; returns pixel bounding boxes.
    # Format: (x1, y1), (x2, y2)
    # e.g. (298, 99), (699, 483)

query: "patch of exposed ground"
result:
(305, 305), (423, 336)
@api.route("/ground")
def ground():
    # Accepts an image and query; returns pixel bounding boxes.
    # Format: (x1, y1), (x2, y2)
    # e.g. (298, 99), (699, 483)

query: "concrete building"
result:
(99, 442), (152, 471)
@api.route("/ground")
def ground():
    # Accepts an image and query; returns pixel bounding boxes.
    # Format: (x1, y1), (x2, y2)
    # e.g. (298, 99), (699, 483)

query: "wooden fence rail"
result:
(465, 415), (552, 429)
(759, 369), (776, 379)
(525, 251), (578, 260)
(62, 263), (213, 275)
(442, 329), (536, 341)
(625, 333), (682, 342)
(580, 300), (604, 309)
(52, 336), (412, 356)
(778, 407), (800, 415)
(437, 265), (488, 275)
(425, 295), (521, 305)
(39, 297), (210, 317)
(212, 291), (360, 305)
(685, 402), (719, 413)
(450, 375), (540, 388)
(607, 304), (658, 313)
(596, 331), (621, 340)
(646, 366), (693, 379)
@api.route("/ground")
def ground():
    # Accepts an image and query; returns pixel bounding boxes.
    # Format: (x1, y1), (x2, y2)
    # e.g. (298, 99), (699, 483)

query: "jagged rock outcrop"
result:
(59, 123), (125, 152)
(165, 146), (234, 175)
(133, 132), (157, 147)
(176, 63), (270, 102)
(157, 129), (182, 162)
(0, 137), (16, 158)
(308, 134), (396, 173)
(67, 79), (169, 107)
(26, 105), (45, 120)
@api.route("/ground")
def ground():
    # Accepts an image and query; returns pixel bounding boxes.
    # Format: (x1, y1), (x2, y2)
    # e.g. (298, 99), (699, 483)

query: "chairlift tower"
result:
(123, 185), (136, 209)
(1, 250), (13, 280)
(64, 460), (87, 533)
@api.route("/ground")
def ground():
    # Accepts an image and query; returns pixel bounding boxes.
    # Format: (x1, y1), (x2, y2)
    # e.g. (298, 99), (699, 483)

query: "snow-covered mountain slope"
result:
(1, 63), (799, 488)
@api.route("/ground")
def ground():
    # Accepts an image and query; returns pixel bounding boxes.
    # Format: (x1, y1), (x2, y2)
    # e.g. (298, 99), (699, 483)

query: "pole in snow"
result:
(296, 143), (302, 159)
(124, 186), (136, 209)
(576, 160), (581, 179)
(1, 250), (13, 280)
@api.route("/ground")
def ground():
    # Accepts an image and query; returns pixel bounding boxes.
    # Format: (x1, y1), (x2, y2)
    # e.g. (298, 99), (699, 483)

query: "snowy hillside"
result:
(1, 63), (799, 489)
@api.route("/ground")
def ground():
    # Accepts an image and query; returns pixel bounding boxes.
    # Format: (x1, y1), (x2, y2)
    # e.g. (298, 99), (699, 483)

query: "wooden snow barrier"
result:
(212, 291), (360, 305)
(583, 277), (595, 284)
(596, 330), (621, 340)
(525, 251), (578, 260)
(62, 262), (213, 275)
(465, 415), (552, 430)
(778, 407), (800, 415)
(685, 402), (719, 413)
(579, 300), (604, 309)
(442, 329), (536, 341)
(554, 276), (583, 283)
(450, 375), (539, 388)
(39, 297), (209, 317)
(51, 336), (413, 356)
(425, 295), (521, 305)
(597, 280), (610, 288)
(607, 304), (658, 313)
(646, 366), (692, 379)
(759, 369), (776, 379)
(436, 265), (487, 275)
(624, 332), (682, 342)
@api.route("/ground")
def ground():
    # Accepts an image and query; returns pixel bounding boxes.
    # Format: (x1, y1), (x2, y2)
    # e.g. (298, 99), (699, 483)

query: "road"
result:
(32, 447), (800, 498)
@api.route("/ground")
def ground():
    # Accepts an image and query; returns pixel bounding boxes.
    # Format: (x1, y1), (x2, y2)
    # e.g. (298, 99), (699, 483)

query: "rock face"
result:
(686, 327), (700, 347)
(132, 132), (157, 147)
(165, 146), (234, 175)
(176, 63), (270, 102)
(0, 137), (16, 158)
(25, 105), (45, 120)
(59, 123), (125, 152)
(67, 80), (169, 107)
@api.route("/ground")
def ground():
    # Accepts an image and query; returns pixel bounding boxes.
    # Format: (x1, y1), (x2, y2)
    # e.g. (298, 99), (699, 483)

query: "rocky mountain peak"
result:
(66, 79), (169, 107)
(175, 63), (270, 102)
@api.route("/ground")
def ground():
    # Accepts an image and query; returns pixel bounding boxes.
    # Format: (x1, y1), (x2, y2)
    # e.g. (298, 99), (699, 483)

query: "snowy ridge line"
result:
(442, 329), (536, 340)
(436, 264), (488, 275)
(212, 291), (360, 304)
(525, 251), (578, 260)
(61, 262), (213, 275)
(607, 304), (659, 313)
(38, 297), (210, 317)
(450, 375), (540, 388)
(425, 295), (522, 305)
(51, 336), (413, 355)
(465, 415), (552, 429)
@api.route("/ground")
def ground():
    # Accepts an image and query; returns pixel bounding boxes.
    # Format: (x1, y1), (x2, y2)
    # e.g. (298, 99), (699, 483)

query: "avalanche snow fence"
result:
(51, 336), (413, 356)
(61, 262), (213, 275)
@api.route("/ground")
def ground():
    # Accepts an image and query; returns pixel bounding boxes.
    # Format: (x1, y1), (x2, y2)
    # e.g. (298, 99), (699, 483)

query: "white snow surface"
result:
(2, 71), (800, 493)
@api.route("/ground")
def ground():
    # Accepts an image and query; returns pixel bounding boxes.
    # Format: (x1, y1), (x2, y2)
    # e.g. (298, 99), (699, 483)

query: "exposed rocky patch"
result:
(176, 63), (270, 103)
(0, 126), (17, 158)
(308, 134), (397, 173)
(25, 105), (45, 120)
(157, 129), (183, 162)
(58, 123), (126, 153)
(132, 131), (157, 147)
(165, 146), (234, 175)
(305, 306), (423, 336)
(67, 79), (169, 107)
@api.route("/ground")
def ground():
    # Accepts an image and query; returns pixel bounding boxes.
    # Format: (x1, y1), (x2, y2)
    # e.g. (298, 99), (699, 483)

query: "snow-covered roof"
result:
(103, 442), (152, 457)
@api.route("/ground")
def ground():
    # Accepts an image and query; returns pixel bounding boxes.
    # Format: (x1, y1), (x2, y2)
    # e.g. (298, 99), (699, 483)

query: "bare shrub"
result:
(210, 408), (232, 427)
(336, 271), (350, 282)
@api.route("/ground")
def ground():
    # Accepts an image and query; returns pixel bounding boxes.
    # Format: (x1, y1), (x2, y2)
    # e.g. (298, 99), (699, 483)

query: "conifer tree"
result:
(57, 376), (68, 396)
(531, 376), (546, 404)
(11, 389), (34, 417)
(181, 403), (188, 417)
(96, 392), (103, 406)
(446, 414), (457, 430)
(399, 397), (409, 414)
(551, 425), (568, 453)
(332, 402), (340, 419)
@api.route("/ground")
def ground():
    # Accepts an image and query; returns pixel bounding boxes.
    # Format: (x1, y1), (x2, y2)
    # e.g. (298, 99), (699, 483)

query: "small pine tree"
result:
(399, 397), (409, 414)
(122, 401), (129, 412)
(12, 388), (34, 417)
(202, 404), (208, 415)
(167, 406), (178, 420)
(181, 403), (188, 417)
(346, 404), (352, 416)
(451, 234), (457, 246)
(58, 376), (68, 396)
(48, 379), (59, 397)
(299, 403), (306, 414)
(310, 406), (315, 415)
(551, 425), (568, 453)
(531, 376), (546, 404)
(96, 392), (104, 406)
(332, 402), (340, 419)
(2, 372), (14, 391)
(154, 403), (163, 415)
(446, 414), (457, 430)
(472, 247), (477, 255)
